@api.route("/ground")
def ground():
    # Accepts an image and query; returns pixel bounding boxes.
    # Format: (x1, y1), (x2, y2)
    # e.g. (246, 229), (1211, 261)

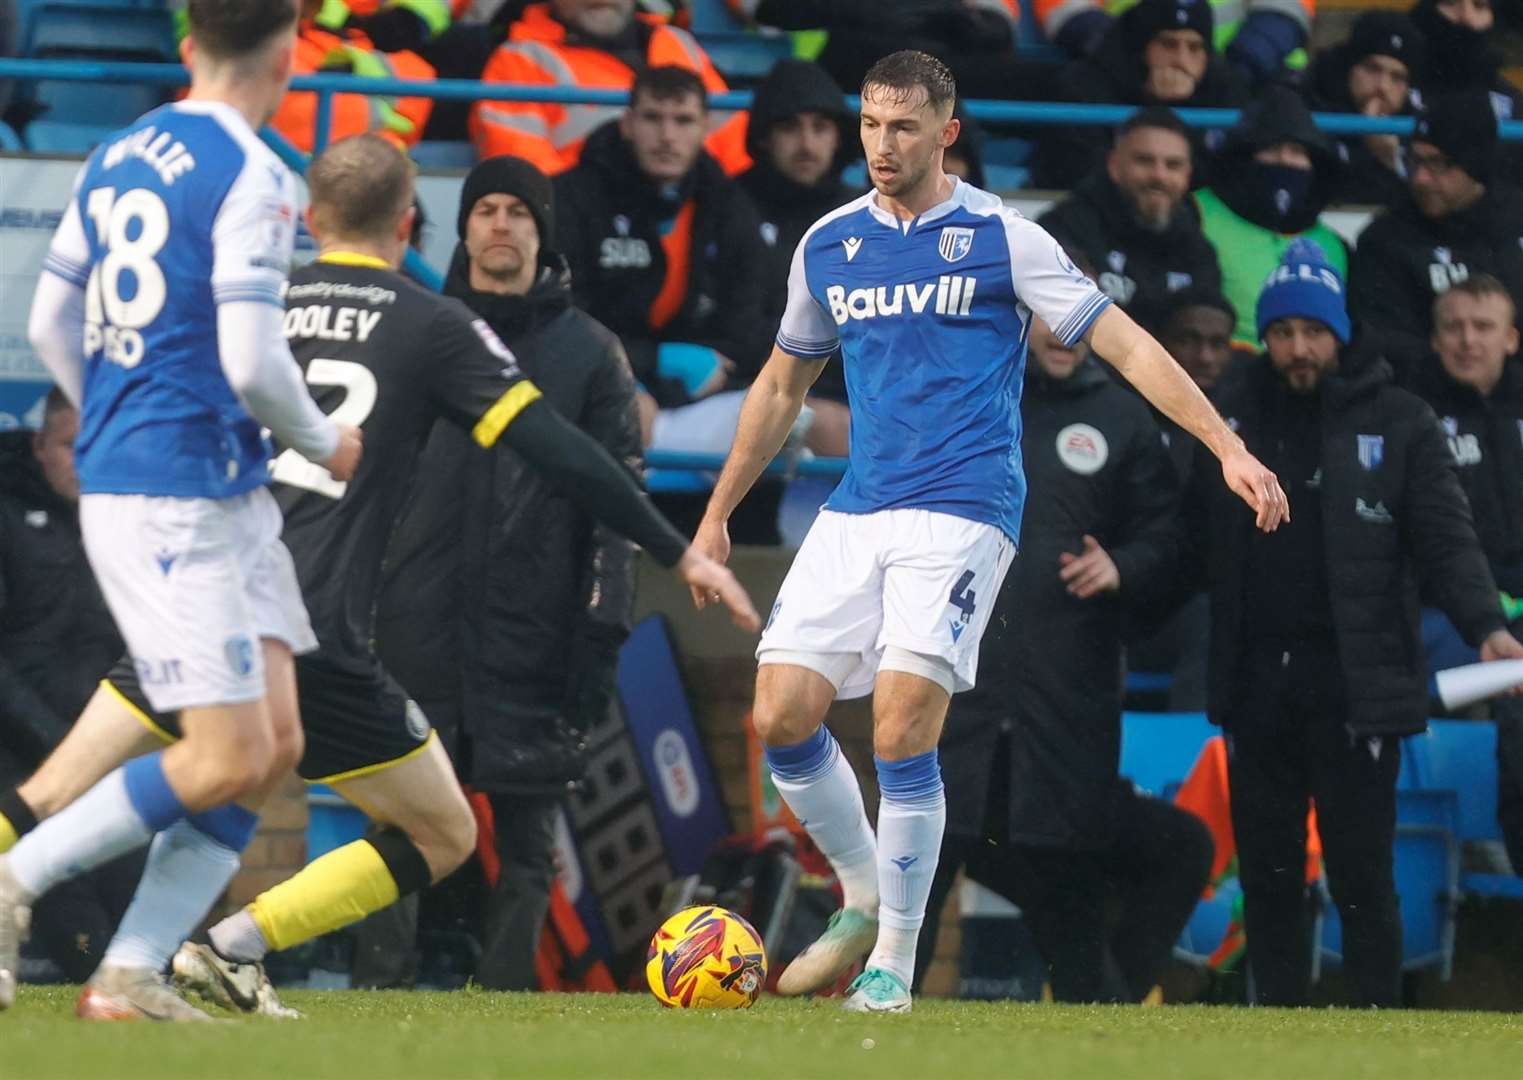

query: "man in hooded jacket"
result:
(1348, 90), (1523, 381)
(1194, 85), (1347, 349)
(1040, 105), (1222, 334)
(1029, 0), (1247, 190)
(1304, 11), (1426, 211)
(1407, 0), (1523, 177)
(373, 154), (641, 990)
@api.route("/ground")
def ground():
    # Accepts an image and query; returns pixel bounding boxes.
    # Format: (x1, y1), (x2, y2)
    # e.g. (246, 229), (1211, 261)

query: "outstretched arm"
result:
(1087, 304), (1289, 531)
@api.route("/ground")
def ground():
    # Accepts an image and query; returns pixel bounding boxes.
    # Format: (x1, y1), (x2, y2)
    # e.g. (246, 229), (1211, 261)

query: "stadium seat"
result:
(410, 140), (477, 171)
(306, 785), (368, 863)
(19, 5), (176, 150)
(1118, 711), (1216, 797)
(0, 120), (22, 151)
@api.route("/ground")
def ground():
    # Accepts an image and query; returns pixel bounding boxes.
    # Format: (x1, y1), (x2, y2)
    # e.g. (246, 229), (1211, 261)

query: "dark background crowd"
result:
(4, 0), (1523, 1008)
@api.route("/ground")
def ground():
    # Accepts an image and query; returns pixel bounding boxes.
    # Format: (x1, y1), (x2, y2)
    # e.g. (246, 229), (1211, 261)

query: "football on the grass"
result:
(646, 905), (768, 1009)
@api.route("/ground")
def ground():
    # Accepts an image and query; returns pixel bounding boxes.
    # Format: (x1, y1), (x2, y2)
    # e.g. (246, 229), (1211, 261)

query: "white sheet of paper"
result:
(1435, 660), (1523, 711)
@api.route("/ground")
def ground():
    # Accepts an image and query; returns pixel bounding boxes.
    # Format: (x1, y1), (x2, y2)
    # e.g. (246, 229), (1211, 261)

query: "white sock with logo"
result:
(867, 752), (946, 989)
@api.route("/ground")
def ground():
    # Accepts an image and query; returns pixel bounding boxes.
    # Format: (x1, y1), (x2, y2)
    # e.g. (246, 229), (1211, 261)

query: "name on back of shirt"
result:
(284, 303), (384, 343)
(101, 126), (196, 185)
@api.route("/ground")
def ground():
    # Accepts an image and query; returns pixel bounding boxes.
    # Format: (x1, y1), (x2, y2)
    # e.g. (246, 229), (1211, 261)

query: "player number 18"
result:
(83, 187), (170, 369)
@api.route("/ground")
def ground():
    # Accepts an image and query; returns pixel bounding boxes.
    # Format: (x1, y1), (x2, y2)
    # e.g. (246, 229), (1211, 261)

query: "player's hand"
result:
(1058, 534), (1120, 599)
(322, 424), (364, 482)
(689, 516), (732, 610)
(676, 546), (760, 632)
(1222, 447), (1289, 532)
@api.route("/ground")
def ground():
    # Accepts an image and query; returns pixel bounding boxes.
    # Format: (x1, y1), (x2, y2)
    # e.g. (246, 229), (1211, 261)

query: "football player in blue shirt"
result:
(692, 50), (1289, 1013)
(2, 0), (362, 1019)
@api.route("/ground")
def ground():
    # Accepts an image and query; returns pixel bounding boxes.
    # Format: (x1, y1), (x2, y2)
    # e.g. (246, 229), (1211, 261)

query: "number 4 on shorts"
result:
(948, 570), (976, 642)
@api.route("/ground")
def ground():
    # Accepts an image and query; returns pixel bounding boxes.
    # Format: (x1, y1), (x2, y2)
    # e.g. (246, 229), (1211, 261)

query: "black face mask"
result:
(1219, 161), (1319, 232)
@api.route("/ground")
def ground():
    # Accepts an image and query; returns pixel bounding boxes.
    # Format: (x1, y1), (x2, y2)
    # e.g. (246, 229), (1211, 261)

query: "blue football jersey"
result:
(776, 179), (1111, 541)
(41, 101), (298, 499)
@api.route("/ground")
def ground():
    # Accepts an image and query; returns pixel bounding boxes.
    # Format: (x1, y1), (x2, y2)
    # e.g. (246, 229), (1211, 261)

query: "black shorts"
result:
(105, 650), (435, 784)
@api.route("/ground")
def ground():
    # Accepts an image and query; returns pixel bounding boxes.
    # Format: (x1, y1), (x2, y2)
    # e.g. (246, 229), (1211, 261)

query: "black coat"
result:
(941, 358), (1182, 849)
(1038, 171), (1222, 332)
(1407, 356), (1523, 596)
(1305, 45), (1414, 211)
(553, 121), (771, 407)
(1028, 19), (1247, 190)
(1188, 343), (1505, 736)
(0, 432), (120, 784)
(375, 252), (641, 793)
(1348, 185), (1523, 381)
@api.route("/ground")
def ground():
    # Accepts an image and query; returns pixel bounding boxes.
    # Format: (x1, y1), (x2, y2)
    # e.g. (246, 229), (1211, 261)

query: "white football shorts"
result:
(757, 507), (1015, 699)
(80, 486), (318, 713)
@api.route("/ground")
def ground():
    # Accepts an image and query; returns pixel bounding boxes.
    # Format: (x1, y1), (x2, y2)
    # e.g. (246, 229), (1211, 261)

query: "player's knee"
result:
(270, 720), (305, 776)
(752, 702), (820, 749)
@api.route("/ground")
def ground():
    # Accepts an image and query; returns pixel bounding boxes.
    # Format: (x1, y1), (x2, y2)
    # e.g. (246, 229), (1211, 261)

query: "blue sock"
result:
(123, 754), (189, 831)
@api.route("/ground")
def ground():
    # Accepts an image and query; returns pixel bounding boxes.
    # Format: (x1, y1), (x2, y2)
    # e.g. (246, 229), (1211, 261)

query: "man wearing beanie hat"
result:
(1408, 0), (1523, 177)
(1030, 0), (1248, 188)
(1182, 239), (1523, 1007)
(1307, 10), (1426, 209)
(1349, 88), (1523, 379)
(369, 152), (644, 990)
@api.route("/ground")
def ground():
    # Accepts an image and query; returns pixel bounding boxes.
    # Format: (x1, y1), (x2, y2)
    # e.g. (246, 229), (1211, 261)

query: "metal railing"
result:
(5, 55), (1519, 480)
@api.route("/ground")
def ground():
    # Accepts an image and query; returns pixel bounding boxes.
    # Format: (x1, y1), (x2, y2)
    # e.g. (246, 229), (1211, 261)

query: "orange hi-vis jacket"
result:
(271, 20), (437, 154)
(470, 3), (751, 177)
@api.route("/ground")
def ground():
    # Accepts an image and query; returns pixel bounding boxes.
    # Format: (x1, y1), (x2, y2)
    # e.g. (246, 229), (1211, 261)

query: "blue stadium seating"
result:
(410, 140), (478, 171)
(0, 120), (22, 151)
(306, 785), (368, 863)
(19, 3), (175, 152)
(1118, 711), (1215, 797)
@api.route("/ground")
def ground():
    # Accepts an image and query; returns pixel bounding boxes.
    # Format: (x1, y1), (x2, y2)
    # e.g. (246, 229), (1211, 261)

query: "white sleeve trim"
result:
(27, 272), (87, 407)
(1000, 208), (1113, 347)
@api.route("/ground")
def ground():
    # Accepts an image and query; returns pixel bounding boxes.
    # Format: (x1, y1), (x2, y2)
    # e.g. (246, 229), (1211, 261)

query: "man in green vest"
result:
(1194, 85), (1347, 350)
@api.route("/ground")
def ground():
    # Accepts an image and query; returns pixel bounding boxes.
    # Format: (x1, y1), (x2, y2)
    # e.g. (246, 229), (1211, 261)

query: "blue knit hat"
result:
(1255, 239), (1351, 345)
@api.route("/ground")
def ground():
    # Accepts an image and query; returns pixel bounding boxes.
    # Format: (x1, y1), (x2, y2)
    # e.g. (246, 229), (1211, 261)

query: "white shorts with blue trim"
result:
(80, 487), (318, 713)
(757, 508), (1015, 699)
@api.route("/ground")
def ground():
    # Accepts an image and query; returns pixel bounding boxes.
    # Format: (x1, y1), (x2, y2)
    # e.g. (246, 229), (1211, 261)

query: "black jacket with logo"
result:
(553, 120), (771, 408)
(1408, 356), (1523, 596)
(1038, 171), (1222, 333)
(375, 251), (642, 793)
(1348, 185), (1523, 380)
(0, 432), (121, 783)
(1187, 341), (1505, 736)
(941, 358), (1181, 848)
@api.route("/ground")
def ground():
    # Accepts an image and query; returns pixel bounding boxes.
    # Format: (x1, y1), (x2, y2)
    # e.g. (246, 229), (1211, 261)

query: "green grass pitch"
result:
(8, 986), (1523, 1079)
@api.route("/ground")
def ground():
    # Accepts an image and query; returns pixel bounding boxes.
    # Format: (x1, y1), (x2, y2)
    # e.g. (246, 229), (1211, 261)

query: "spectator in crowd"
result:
(267, 0), (438, 153)
(372, 155), (640, 990)
(1063, 0), (1314, 86)
(1029, 0), (1247, 190)
(0, 389), (140, 984)
(913, 316), (1211, 1003)
(1194, 85), (1346, 349)
(737, 59), (859, 459)
(1408, 0), (1523, 174)
(1407, 275), (1523, 871)
(1349, 90), (1523, 380)
(471, 0), (748, 176)
(554, 67), (769, 457)
(1182, 240), (1523, 1007)
(1158, 286), (1239, 403)
(321, 0), (459, 53)
(1306, 11), (1426, 210)
(1039, 106), (1222, 333)
(724, 0), (1036, 104)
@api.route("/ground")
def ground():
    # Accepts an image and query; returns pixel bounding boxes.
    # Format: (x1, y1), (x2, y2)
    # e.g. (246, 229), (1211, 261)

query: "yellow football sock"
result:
(249, 839), (400, 952)
(0, 814), (16, 855)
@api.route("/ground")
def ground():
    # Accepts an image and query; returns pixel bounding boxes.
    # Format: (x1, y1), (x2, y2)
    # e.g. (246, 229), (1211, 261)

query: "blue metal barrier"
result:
(2, 57), (1521, 147)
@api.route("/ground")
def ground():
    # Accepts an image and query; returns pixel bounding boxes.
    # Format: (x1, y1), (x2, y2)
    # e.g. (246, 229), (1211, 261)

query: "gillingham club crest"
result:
(938, 226), (973, 263)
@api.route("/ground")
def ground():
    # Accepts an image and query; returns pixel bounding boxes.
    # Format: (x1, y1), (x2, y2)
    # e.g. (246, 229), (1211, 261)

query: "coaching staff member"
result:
(1185, 239), (1523, 1007)
(915, 314), (1211, 1002)
(376, 154), (641, 990)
